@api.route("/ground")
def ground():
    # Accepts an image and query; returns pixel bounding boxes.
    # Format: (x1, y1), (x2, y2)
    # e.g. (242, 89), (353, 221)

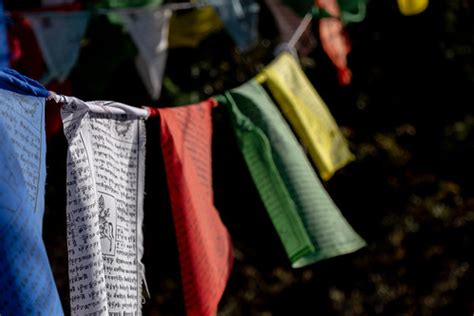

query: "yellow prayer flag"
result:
(397, 0), (429, 16)
(259, 52), (355, 181)
(168, 7), (223, 49)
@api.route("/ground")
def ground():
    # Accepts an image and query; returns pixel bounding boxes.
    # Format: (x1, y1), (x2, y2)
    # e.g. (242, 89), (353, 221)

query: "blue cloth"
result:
(0, 68), (49, 97)
(206, 0), (260, 52)
(0, 88), (63, 315)
(26, 11), (91, 83)
(0, 0), (9, 68)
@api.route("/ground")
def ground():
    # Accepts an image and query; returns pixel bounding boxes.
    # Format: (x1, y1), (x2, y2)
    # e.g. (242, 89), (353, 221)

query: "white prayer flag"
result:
(27, 11), (90, 83)
(60, 96), (147, 315)
(118, 8), (171, 99)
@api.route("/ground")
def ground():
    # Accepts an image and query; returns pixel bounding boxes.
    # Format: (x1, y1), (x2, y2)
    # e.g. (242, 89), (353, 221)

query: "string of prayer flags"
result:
(26, 11), (91, 83)
(0, 70), (64, 315)
(219, 80), (366, 268)
(264, 0), (316, 56)
(257, 52), (355, 181)
(168, 6), (223, 49)
(397, 0), (429, 16)
(118, 8), (171, 99)
(0, 0), (9, 68)
(158, 100), (234, 316)
(317, 0), (352, 85)
(204, 0), (260, 52)
(60, 96), (147, 315)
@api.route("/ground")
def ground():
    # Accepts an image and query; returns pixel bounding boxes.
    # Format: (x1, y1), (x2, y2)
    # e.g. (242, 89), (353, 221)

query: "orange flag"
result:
(158, 100), (233, 316)
(317, 0), (352, 85)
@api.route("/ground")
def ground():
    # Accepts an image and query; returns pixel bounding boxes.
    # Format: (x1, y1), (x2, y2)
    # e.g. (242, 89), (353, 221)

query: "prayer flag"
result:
(26, 11), (90, 83)
(258, 52), (355, 181)
(397, 0), (429, 15)
(119, 8), (171, 99)
(60, 96), (147, 315)
(0, 71), (63, 315)
(204, 0), (260, 52)
(168, 7), (223, 49)
(219, 80), (365, 268)
(158, 100), (234, 316)
(317, 0), (352, 85)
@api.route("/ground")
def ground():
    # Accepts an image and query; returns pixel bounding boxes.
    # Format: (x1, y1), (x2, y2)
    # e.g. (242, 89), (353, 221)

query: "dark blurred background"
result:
(6, 0), (474, 315)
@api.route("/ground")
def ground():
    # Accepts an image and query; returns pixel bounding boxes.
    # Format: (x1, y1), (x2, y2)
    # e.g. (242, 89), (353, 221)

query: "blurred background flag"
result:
(26, 11), (90, 83)
(397, 0), (429, 15)
(203, 0), (260, 52)
(119, 8), (171, 99)
(317, 0), (352, 85)
(168, 6), (223, 48)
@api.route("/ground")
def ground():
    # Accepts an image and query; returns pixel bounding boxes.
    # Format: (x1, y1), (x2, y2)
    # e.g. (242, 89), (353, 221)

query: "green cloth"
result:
(220, 80), (366, 268)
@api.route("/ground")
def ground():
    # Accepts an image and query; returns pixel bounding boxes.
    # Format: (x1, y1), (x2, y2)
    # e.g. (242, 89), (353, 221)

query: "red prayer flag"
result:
(316, 0), (352, 85)
(158, 100), (234, 316)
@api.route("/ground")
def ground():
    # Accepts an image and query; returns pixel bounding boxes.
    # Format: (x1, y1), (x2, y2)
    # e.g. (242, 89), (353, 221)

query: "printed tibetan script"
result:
(61, 98), (146, 316)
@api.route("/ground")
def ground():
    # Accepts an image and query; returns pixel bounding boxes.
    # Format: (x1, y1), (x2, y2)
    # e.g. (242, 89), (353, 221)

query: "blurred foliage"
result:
(5, 0), (474, 315)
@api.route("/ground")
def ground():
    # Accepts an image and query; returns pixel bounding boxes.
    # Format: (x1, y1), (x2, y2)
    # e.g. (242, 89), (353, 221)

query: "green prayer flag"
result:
(220, 80), (366, 268)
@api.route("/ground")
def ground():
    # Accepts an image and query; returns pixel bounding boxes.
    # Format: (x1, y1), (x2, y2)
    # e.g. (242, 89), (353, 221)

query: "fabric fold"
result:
(258, 52), (355, 181)
(158, 100), (233, 316)
(61, 97), (146, 315)
(0, 68), (49, 97)
(0, 86), (63, 315)
(219, 80), (365, 268)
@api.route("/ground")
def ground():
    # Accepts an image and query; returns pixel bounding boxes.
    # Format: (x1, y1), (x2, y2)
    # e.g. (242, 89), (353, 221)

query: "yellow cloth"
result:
(258, 52), (355, 181)
(168, 7), (223, 48)
(397, 0), (429, 15)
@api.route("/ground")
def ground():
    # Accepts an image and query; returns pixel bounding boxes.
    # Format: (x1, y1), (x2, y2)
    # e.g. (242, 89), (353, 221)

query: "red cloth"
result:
(159, 100), (233, 316)
(316, 0), (352, 85)
(8, 15), (45, 80)
(45, 80), (73, 140)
